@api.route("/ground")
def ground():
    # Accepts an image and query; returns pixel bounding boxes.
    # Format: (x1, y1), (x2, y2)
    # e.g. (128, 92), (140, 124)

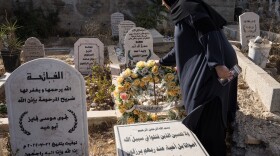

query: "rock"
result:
(238, 83), (249, 89)
(244, 135), (262, 145)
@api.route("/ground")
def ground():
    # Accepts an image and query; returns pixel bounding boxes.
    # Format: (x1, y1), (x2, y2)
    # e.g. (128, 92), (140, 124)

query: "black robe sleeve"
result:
(188, 12), (225, 70)
(159, 47), (176, 66)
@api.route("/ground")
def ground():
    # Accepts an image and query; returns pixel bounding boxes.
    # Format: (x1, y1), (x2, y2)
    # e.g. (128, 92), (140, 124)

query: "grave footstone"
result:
(114, 121), (209, 156)
(111, 12), (124, 37)
(239, 12), (260, 49)
(5, 58), (88, 155)
(124, 27), (159, 67)
(22, 37), (45, 62)
(74, 38), (104, 75)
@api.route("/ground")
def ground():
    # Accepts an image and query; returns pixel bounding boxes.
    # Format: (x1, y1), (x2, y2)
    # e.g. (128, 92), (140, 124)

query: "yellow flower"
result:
(132, 79), (140, 86)
(139, 81), (146, 87)
(151, 114), (158, 121)
(124, 82), (131, 89)
(168, 90), (178, 96)
(117, 85), (125, 92)
(141, 75), (151, 83)
(119, 105), (126, 114)
(151, 66), (159, 75)
(150, 76), (160, 83)
(114, 100), (121, 105)
(167, 82), (176, 88)
(164, 73), (175, 82)
(138, 113), (148, 122)
(131, 73), (138, 78)
(136, 61), (146, 68)
(127, 117), (135, 124)
(122, 68), (132, 78)
(146, 60), (156, 67)
(133, 110), (140, 115)
(117, 76), (124, 84)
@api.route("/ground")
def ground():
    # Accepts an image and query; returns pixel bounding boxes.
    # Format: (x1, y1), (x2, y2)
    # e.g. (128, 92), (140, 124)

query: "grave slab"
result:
(74, 38), (104, 75)
(22, 37), (45, 62)
(114, 121), (209, 156)
(111, 12), (124, 37)
(239, 12), (260, 49)
(5, 58), (88, 155)
(124, 27), (159, 67)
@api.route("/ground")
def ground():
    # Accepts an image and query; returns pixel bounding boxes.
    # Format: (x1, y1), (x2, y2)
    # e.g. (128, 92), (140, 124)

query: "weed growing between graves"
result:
(85, 64), (115, 111)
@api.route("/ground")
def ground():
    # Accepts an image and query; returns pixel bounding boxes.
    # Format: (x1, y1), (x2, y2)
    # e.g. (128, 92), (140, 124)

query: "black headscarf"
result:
(169, 0), (227, 28)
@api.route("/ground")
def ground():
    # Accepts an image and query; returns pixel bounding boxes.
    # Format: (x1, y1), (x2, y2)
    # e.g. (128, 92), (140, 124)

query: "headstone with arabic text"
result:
(124, 27), (159, 67)
(111, 12), (124, 37)
(114, 121), (209, 156)
(74, 38), (104, 75)
(118, 20), (136, 46)
(5, 58), (88, 156)
(239, 12), (260, 49)
(22, 37), (45, 62)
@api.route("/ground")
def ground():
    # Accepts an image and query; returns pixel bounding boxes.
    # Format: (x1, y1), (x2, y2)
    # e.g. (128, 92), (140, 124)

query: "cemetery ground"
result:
(0, 50), (279, 155)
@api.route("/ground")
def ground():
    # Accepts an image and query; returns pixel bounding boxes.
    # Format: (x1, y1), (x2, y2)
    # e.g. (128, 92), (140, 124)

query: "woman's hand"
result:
(215, 65), (233, 79)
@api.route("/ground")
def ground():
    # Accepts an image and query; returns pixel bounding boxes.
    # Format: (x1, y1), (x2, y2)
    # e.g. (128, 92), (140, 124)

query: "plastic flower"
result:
(122, 68), (132, 78)
(131, 73), (138, 78)
(152, 66), (159, 74)
(117, 85), (125, 92)
(127, 117), (135, 124)
(132, 79), (141, 86)
(120, 92), (129, 101)
(146, 60), (156, 67)
(136, 61), (146, 68)
(151, 114), (158, 121)
(117, 76), (124, 84)
(123, 82), (131, 90)
(164, 73), (175, 82)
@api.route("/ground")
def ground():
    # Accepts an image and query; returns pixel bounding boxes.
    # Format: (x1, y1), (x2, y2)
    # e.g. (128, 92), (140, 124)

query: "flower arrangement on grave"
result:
(113, 60), (183, 124)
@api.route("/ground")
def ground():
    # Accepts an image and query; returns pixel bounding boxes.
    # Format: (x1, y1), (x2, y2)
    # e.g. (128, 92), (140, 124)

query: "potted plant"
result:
(0, 19), (22, 73)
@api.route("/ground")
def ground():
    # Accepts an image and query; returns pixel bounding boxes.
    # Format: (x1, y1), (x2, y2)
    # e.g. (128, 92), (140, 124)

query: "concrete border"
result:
(234, 46), (280, 112)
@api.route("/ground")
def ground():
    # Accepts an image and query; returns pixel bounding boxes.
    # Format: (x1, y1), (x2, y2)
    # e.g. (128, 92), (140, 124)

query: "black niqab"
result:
(170, 0), (227, 28)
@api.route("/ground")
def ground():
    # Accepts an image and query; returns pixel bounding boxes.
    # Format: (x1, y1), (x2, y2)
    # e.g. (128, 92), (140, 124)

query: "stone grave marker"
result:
(114, 121), (209, 156)
(22, 37), (45, 62)
(239, 12), (260, 49)
(74, 38), (104, 75)
(5, 58), (88, 155)
(124, 27), (159, 67)
(118, 20), (136, 46)
(111, 12), (124, 37)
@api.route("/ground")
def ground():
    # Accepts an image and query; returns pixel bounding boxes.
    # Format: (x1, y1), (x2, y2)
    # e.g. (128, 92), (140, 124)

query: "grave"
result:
(5, 58), (88, 155)
(114, 121), (209, 156)
(148, 29), (164, 43)
(239, 12), (260, 49)
(74, 38), (104, 75)
(22, 37), (45, 62)
(118, 20), (136, 46)
(111, 12), (125, 37)
(124, 27), (159, 67)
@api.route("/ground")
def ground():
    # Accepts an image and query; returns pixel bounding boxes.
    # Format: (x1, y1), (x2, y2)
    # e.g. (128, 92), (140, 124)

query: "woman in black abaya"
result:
(159, 0), (238, 155)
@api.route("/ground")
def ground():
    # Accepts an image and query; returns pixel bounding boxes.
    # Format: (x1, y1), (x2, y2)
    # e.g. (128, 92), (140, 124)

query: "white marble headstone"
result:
(239, 12), (260, 49)
(5, 58), (88, 156)
(111, 12), (124, 37)
(22, 37), (45, 62)
(118, 20), (136, 46)
(124, 27), (159, 67)
(74, 38), (104, 75)
(114, 121), (209, 156)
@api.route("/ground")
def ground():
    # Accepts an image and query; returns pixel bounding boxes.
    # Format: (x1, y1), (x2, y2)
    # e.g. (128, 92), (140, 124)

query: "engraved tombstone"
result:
(118, 20), (136, 46)
(239, 12), (260, 49)
(111, 12), (124, 37)
(5, 58), (88, 155)
(22, 37), (45, 62)
(124, 27), (159, 67)
(114, 121), (209, 156)
(74, 38), (104, 75)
